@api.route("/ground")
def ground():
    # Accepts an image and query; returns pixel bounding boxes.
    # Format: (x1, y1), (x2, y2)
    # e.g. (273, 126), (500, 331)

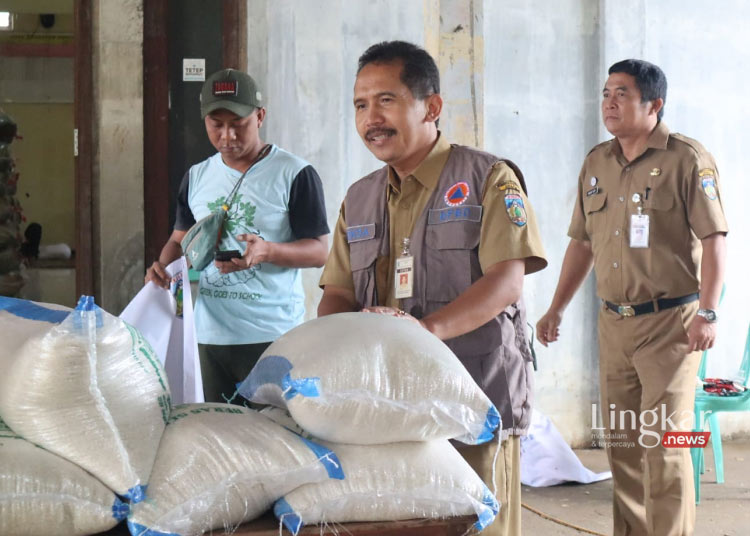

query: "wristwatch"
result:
(697, 308), (718, 323)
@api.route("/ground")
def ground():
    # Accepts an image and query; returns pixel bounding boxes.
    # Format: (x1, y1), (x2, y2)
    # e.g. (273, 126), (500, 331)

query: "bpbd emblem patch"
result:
(504, 192), (527, 227)
(444, 181), (470, 206)
(699, 169), (718, 200)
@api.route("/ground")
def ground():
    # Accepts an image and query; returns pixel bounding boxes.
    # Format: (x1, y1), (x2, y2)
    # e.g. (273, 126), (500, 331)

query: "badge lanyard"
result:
(629, 192), (649, 248)
(394, 237), (414, 299)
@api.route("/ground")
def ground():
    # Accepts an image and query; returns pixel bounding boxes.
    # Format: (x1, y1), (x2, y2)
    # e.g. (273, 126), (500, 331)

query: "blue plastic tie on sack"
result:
(72, 295), (103, 329)
(474, 486), (500, 531)
(127, 520), (180, 536)
(0, 296), (70, 323)
(281, 373), (320, 400)
(476, 404), (501, 444)
(237, 355), (320, 402)
(274, 498), (304, 535)
(298, 435), (345, 480)
(122, 484), (147, 504)
(111, 496), (129, 521)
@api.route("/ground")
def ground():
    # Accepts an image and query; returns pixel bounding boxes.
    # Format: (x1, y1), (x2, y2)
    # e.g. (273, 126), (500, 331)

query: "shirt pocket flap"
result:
(644, 192), (674, 211)
(426, 221), (481, 250)
(349, 239), (379, 271)
(584, 192), (607, 213)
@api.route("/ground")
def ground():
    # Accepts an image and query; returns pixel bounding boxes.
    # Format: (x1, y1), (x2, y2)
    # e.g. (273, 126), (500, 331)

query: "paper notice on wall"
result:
(120, 257), (203, 404)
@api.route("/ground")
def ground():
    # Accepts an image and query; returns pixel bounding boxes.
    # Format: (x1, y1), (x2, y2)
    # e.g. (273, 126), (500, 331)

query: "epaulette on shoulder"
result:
(586, 139), (611, 157)
(669, 132), (707, 158)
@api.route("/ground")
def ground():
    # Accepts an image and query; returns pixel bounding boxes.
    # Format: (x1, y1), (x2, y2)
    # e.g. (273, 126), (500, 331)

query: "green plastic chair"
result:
(691, 320), (750, 503)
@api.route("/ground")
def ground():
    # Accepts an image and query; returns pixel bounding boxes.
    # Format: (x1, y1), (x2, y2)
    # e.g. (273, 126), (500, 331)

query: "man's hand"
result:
(145, 261), (170, 288)
(536, 309), (563, 347)
(687, 315), (717, 352)
(361, 306), (425, 328)
(215, 233), (272, 274)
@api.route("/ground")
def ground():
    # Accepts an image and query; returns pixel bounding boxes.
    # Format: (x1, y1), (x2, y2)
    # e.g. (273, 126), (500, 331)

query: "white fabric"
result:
(0, 297), (171, 501)
(520, 410), (612, 487)
(276, 440), (497, 534)
(239, 312), (499, 445)
(129, 403), (343, 536)
(0, 418), (125, 536)
(120, 256), (203, 404)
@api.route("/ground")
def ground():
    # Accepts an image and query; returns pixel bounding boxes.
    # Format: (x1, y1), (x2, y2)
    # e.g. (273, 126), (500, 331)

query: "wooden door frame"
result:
(143, 0), (246, 268)
(74, 0), (95, 298)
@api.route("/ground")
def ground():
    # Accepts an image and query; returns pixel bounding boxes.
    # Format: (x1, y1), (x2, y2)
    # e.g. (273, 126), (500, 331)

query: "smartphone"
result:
(214, 250), (242, 262)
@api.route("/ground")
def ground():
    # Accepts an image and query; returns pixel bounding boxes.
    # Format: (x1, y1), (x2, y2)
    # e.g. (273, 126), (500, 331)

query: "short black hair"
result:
(608, 59), (667, 120)
(357, 40), (440, 100)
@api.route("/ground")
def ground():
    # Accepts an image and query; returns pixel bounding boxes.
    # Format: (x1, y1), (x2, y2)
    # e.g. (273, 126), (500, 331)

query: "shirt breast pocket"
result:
(425, 221), (479, 302)
(583, 192), (607, 239)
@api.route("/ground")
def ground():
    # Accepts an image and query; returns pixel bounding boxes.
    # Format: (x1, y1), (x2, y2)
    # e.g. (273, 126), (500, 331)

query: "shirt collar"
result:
(387, 132), (451, 193)
(608, 121), (670, 160)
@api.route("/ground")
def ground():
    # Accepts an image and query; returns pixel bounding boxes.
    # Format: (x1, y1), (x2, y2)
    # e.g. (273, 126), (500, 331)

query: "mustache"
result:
(365, 128), (396, 139)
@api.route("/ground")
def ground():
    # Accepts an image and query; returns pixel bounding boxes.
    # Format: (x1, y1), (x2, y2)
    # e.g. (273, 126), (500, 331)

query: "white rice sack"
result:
(0, 296), (171, 502)
(0, 296), (71, 356)
(275, 439), (499, 534)
(128, 403), (344, 536)
(238, 312), (499, 445)
(0, 417), (128, 536)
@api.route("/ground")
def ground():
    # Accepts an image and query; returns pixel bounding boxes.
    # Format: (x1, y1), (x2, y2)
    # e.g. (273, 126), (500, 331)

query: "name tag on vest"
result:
(428, 205), (482, 225)
(346, 223), (376, 243)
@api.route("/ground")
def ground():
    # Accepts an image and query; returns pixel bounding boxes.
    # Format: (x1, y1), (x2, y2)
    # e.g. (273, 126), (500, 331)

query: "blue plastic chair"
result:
(691, 321), (750, 503)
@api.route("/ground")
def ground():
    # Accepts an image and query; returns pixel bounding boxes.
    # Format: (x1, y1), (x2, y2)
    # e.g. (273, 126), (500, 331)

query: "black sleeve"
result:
(288, 165), (330, 239)
(174, 171), (196, 231)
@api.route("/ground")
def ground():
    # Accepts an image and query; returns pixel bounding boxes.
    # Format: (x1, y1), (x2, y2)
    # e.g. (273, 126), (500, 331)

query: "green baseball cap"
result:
(200, 69), (263, 118)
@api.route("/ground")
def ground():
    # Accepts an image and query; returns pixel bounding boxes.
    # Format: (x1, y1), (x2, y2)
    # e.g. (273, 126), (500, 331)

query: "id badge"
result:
(629, 214), (650, 248)
(394, 255), (414, 299)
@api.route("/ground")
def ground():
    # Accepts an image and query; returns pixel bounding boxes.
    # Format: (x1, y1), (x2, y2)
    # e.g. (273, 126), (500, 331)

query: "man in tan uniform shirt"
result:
(537, 59), (727, 536)
(318, 41), (546, 536)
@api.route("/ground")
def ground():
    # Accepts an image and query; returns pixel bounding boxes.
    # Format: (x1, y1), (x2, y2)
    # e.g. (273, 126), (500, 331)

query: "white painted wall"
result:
(245, 0), (750, 445)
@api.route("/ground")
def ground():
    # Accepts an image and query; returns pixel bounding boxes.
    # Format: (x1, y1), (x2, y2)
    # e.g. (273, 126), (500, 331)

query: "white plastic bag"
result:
(239, 312), (499, 445)
(0, 296), (171, 502)
(128, 403), (344, 536)
(0, 417), (128, 536)
(275, 439), (498, 534)
(120, 256), (203, 405)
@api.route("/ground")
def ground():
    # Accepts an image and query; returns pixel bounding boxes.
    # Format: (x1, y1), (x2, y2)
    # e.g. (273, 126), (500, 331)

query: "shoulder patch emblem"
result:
(699, 168), (715, 177)
(444, 181), (470, 206)
(504, 191), (527, 227)
(701, 176), (718, 201)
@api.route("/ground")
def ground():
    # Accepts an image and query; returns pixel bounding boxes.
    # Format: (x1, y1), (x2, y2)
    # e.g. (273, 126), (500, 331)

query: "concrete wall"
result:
(245, 0), (750, 445)
(93, 0), (145, 313)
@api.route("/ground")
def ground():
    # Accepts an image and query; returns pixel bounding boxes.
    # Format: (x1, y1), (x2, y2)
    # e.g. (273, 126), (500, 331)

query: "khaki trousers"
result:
(457, 434), (521, 536)
(598, 302), (701, 536)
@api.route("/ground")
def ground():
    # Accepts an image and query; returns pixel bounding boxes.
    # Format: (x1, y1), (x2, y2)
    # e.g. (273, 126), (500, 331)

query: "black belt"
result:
(604, 293), (699, 317)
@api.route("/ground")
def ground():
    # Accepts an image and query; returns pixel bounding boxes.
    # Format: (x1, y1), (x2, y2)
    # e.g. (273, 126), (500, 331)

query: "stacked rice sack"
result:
(238, 312), (501, 534)
(0, 295), (171, 534)
(128, 403), (343, 535)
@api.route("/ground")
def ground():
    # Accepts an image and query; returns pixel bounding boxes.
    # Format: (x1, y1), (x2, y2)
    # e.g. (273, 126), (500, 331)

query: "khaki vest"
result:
(344, 145), (534, 435)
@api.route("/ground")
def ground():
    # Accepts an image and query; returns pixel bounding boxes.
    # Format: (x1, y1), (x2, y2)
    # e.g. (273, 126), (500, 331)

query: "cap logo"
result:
(213, 81), (238, 96)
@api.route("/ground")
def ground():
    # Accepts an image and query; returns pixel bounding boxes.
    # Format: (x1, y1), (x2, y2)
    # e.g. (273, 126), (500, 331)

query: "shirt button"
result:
(614, 229), (620, 236)
(613, 262), (619, 269)
(619, 196), (625, 202)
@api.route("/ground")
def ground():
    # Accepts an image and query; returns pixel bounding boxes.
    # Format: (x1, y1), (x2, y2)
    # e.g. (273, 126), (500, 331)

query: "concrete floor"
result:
(521, 440), (750, 535)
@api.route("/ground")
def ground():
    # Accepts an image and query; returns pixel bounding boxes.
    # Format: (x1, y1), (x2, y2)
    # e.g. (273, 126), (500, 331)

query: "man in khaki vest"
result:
(537, 59), (727, 536)
(318, 40), (546, 536)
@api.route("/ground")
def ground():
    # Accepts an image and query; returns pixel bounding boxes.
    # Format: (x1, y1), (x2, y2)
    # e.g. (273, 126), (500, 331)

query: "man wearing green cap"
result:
(145, 69), (330, 403)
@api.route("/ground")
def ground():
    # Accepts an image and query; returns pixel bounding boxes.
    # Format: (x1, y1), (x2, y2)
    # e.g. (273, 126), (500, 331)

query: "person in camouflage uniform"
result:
(0, 110), (24, 297)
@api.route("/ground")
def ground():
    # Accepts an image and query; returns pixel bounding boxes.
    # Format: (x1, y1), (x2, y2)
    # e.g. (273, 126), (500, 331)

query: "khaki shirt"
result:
(321, 134), (547, 307)
(568, 122), (728, 304)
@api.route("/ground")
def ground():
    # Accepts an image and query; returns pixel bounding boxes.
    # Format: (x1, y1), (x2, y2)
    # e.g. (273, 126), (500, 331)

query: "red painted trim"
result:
(0, 42), (74, 57)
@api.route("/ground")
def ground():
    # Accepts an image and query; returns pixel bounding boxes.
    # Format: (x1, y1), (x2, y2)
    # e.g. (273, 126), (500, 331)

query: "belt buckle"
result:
(617, 305), (635, 317)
